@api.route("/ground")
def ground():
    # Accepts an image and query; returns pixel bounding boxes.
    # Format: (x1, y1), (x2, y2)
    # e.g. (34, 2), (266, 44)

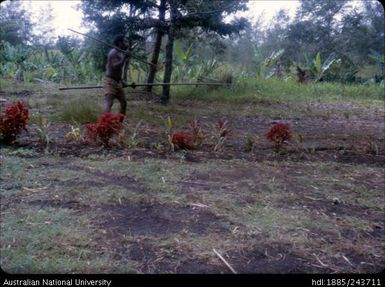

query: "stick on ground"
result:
(213, 248), (237, 274)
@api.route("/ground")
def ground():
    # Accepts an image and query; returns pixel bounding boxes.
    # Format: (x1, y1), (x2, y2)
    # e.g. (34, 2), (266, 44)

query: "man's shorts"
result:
(103, 76), (125, 98)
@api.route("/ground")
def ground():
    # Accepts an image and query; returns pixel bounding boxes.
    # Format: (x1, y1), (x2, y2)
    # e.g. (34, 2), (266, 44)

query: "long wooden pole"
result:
(68, 28), (156, 67)
(59, 82), (231, 91)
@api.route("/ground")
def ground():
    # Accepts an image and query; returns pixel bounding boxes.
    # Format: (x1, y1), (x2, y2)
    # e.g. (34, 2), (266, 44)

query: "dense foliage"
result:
(0, 0), (383, 91)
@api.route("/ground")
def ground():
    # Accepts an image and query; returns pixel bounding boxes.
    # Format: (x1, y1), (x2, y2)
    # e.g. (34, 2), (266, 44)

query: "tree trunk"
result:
(16, 64), (24, 82)
(161, 2), (176, 105)
(146, 0), (166, 92)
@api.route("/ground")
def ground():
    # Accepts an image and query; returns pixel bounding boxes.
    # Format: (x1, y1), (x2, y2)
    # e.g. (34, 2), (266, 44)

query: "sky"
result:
(19, 0), (301, 39)
(238, 0), (300, 25)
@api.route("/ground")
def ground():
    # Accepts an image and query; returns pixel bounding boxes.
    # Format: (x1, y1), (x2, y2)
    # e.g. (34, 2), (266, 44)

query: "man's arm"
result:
(109, 50), (129, 69)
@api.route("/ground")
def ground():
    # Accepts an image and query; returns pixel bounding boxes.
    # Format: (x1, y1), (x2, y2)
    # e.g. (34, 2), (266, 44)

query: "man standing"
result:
(103, 35), (130, 116)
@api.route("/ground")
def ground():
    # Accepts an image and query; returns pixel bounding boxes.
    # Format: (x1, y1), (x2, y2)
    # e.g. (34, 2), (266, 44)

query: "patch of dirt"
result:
(99, 202), (230, 237)
(179, 166), (264, 195)
(54, 179), (107, 189)
(274, 196), (384, 225)
(369, 226), (385, 239)
(225, 243), (318, 273)
(0, 90), (33, 98)
(303, 200), (384, 224)
(112, 239), (224, 273)
(28, 199), (85, 210)
(66, 164), (146, 191)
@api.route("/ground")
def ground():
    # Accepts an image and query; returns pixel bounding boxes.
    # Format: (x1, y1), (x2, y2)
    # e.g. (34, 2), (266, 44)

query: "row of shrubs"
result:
(0, 100), (292, 150)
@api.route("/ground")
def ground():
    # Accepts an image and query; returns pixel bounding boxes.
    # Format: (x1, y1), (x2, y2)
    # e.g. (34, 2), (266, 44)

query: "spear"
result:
(68, 28), (156, 67)
(59, 82), (231, 91)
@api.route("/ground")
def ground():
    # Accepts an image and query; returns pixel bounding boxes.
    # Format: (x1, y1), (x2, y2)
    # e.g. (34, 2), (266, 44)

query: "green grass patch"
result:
(59, 98), (102, 124)
(171, 77), (384, 105)
(0, 206), (126, 273)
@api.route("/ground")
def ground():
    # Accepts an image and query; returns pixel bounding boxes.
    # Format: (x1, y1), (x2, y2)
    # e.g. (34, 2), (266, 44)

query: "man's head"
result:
(113, 35), (129, 50)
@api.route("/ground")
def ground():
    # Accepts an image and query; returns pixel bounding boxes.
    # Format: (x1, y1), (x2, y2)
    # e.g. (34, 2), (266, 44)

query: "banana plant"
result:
(310, 51), (339, 81)
(0, 41), (32, 81)
(174, 41), (195, 81)
(257, 49), (285, 79)
(194, 58), (220, 82)
(174, 41), (194, 66)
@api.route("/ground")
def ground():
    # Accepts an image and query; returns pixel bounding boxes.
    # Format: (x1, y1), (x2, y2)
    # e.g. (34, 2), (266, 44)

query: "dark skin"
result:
(105, 39), (130, 85)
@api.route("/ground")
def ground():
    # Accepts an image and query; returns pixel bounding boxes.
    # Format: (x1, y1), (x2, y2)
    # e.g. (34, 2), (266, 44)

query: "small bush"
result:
(0, 100), (29, 144)
(171, 131), (194, 150)
(265, 123), (291, 148)
(169, 119), (205, 151)
(84, 112), (125, 146)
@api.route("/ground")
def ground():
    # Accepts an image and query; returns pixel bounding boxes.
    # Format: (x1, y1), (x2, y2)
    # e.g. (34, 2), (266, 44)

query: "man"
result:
(103, 35), (130, 116)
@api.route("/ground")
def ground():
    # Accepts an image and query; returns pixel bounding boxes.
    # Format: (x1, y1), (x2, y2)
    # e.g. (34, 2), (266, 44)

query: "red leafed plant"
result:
(169, 119), (204, 151)
(265, 123), (291, 148)
(214, 119), (230, 151)
(84, 112), (125, 146)
(218, 119), (230, 137)
(171, 132), (194, 150)
(0, 100), (29, 144)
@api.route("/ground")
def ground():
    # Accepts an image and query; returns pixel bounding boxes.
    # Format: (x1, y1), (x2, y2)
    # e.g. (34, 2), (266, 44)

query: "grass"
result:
(0, 205), (133, 273)
(171, 77), (384, 105)
(59, 98), (103, 124)
(0, 77), (384, 273)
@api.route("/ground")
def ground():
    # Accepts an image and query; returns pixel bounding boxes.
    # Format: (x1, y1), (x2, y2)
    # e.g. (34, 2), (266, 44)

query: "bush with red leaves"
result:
(84, 112), (125, 146)
(218, 119), (230, 138)
(171, 131), (194, 150)
(0, 100), (29, 144)
(169, 119), (205, 150)
(214, 119), (230, 151)
(265, 123), (291, 147)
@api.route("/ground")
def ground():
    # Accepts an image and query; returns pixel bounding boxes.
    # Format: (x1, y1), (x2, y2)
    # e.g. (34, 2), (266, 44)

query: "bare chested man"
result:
(103, 35), (130, 116)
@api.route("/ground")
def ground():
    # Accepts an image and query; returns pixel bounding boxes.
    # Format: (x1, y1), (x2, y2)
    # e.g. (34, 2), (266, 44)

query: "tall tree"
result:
(80, 0), (157, 75)
(80, 0), (249, 104)
(146, 0), (166, 92)
(159, 0), (249, 104)
(0, 0), (35, 45)
(291, 0), (349, 60)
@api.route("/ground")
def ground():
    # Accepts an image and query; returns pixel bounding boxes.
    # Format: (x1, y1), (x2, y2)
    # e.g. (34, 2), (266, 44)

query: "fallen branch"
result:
(213, 248), (237, 274)
(59, 82), (231, 91)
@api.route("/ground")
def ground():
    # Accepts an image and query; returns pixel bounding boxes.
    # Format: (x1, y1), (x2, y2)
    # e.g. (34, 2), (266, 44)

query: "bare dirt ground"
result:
(1, 90), (384, 274)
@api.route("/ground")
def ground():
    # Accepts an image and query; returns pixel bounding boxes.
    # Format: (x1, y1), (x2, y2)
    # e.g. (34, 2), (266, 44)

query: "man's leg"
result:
(103, 77), (117, 113)
(104, 93), (114, 113)
(116, 89), (127, 116)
